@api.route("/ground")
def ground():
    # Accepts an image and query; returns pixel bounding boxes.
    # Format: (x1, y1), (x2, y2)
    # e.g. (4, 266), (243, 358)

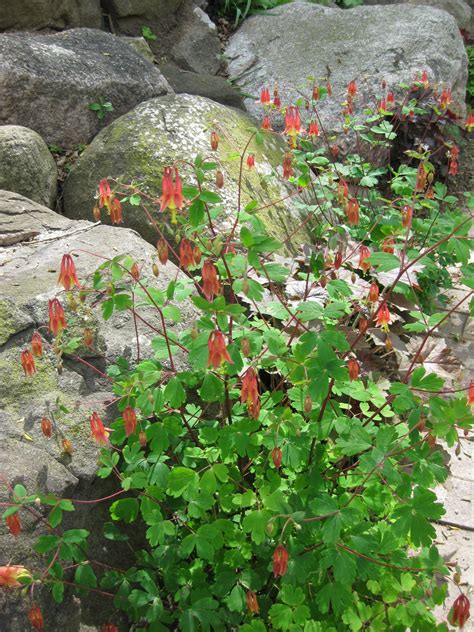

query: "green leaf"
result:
(164, 377), (186, 408)
(199, 190), (221, 204)
(189, 199), (205, 227)
(167, 467), (198, 497)
(369, 252), (400, 271)
(110, 498), (140, 523)
(74, 563), (97, 589)
(242, 510), (271, 545)
(226, 584), (246, 612)
(410, 367), (444, 391)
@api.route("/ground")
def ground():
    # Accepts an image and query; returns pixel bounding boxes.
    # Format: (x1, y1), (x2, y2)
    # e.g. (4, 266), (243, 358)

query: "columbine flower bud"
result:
(110, 198), (123, 225)
(5, 513), (21, 537)
(241, 367), (260, 419)
(215, 170), (224, 189)
(152, 263), (159, 277)
(347, 198), (359, 226)
(450, 594), (470, 628)
(273, 544), (288, 577)
(272, 447), (282, 469)
(402, 205), (413, 229)
(179, 239), (195, 269)
(359, 317), (369, 333)
(210, 131), (219, 151)
(28, 606), (44, 631)
(123, 406), (137, 437)
(304, 395), (312, 414)
(247, 154), (255, 169)
(347, 80), (357, 97)
(358, 245), (371, 272)
(347, 359), (359, 381)
(334, 252), (343, 270)
(139, 431), (147, 448)
(21, 350), (36, 377)
(202, 259), (220, 301)
(246, 591), (259, 615)
(283, 152), (293, 179)
(241, 337), (250, 357)
(62, 438), (73, 455)
(41, 417), (53, 438)
(312, 85), (320, 100)
(368, 282), (379, 303)
(48, 298), (66, 336)
(157, 239), (169, 265)
(31, 332), (43, 357)
(382, 237), (395, 254)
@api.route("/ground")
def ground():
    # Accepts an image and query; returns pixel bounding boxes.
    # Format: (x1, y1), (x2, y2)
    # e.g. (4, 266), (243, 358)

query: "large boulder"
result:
(171, 4), (222, 74)
(0, 0), (102, 32)
(362, 0), (472, 31)
(0, 29), (172, 148)
(0, 191), (197, 630)
(226, 3), (468, 132)
(62, 93), (312, 249)
(0, 126), (57, 209)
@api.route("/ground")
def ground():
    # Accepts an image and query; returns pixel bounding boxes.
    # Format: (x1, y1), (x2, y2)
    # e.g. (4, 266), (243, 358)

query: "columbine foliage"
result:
(4, 76), (473, 631)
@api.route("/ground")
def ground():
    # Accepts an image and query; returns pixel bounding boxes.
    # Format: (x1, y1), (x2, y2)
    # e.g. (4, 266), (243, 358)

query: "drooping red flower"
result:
(386, 91), (395, 105)
(438, 87), (452, 110)
(202, 259), (220, 301)
(347, 80), (357, 98)
(98, 179), (112, 209)
(378, 98), (387, 113)
(382, 237), (395, 254)
(312, 85), (320, 101)
(272, 447), (282, 469)
(466, 112), (474, 132)
(261, 115), (272, 130)
(157, 238), (169, 265)
(123, 406), (137, 437)
(103, 625), (119, 632)
(260, 87), (271, 105)
(358, 245), (371, 272)
(240, 367), (260, 419)
(28, 605), (44, 630)
(62, 438), (73, 455)
(308, 120), (320, 139)
(416, 163), (427, 192)
(207, 330), (233, 369)
(420, 70), (429, 88)
(468, 381), (474, 406)
(247, 154), (255, 168)
(448, 144), (459, 176)
(326, 82), (332, 96)
(450, 594), (470, 629)
(58, 254), (80, 291)
(359, 317), (369, 334)
(284, 106), (302, 147)
(347, 198), (359, 226)
(159, 167), (184, 224)
(130, 262), (140, 282)
(83, 327), (94, 348)
(31, 332), (43, 357)
(215, 170), (224, 189)
(179, 238), (195, 269)
(210, 131), (219, 151)
(337, 178), (349, 204)
(41, 417), (53, 438)
(334, 251), (343, 270)
(139, 431), (147, 448)
(246, 591), (259, 614)
(90, 412), (109, 446)
(402, 205), (413, 229)
(347, 359), (359, 381)
(5, 513), (21, 537)
(282, 152), (293, 180)
(21, 350), (36, 377)
(304, 395), (312, 414)
(273, 544), (288, 577)
(48, 298), (66, 335)
(109, 198), (123, 225)
(368, 281), (379, 303)
(0, 565), (30, 588)
(375, 302), (392, 331)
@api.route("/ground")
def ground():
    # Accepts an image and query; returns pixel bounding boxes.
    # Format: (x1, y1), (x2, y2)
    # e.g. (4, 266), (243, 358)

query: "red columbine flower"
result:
(240, 367), (260, 419)
(41, 417), (53, 438)
(261, 115), (272, 130)
(207, 330), (233, 369)
(62, 438), (73, 455)
(48, 298), (66, 335)
(387, 91), (395, 105)
(382, 237), (395, 254)
(420, 70), (429, 88)
(58, 254), (80, 291)
(376, 302), (392, 331)
(450, 594), (470, 629)
(0, 565), (30, 588)
(272, 447), (282, 469)
(284, 106), (302, 148)
(359, 317), (369, 333)
(109, 198), (123, 225)
(246, 591), (259, 615)
(260, 87), (271, 105)
(347, 199), (359, 226)
(202, 259), (220, 301)
(123, 406), (137, 436)
(31, 332), (43, 357)
(90, 412), (109, 446)
(347, 359), (359, 381)
(282, 152), (293, 180)
(21, 350), (36, 377)
(179, 238), (195, 269)
(247, 154), (255, 168)
(157, 239), (169, 265)
(468, 381), (474, 406)
(28, 605), (44, 630)
(5, 513), (21, 537)
(347, 80), (357, 98)
(368, 281), (379, 303)
(416, 163), (427, 192)
(308, 120), (319, 140)
(378, 98), (387, 113)
(210, 131), (219, 151)
(402, 205), (413, 229)
(312, 85), (320, 100)
(334, 251), (343, 270)
(359, 245), (371, 272)
(438, 87), (452, 110)
(466, 112), (474, 132)
(103, 624), (119, 632)
(448, 144), (459, 176)
(337, 178), (349, 204)
(98, 179), (112, 208)
(273, 544), (289, 577)
(159, 167), (184, 224)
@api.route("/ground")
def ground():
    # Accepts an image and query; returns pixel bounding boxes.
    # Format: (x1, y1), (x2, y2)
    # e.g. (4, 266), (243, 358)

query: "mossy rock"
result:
(63, 94), (313, 252)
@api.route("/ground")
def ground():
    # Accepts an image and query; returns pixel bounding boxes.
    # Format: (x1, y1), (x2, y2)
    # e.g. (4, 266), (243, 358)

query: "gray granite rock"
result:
(0, 0), (102, 32)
